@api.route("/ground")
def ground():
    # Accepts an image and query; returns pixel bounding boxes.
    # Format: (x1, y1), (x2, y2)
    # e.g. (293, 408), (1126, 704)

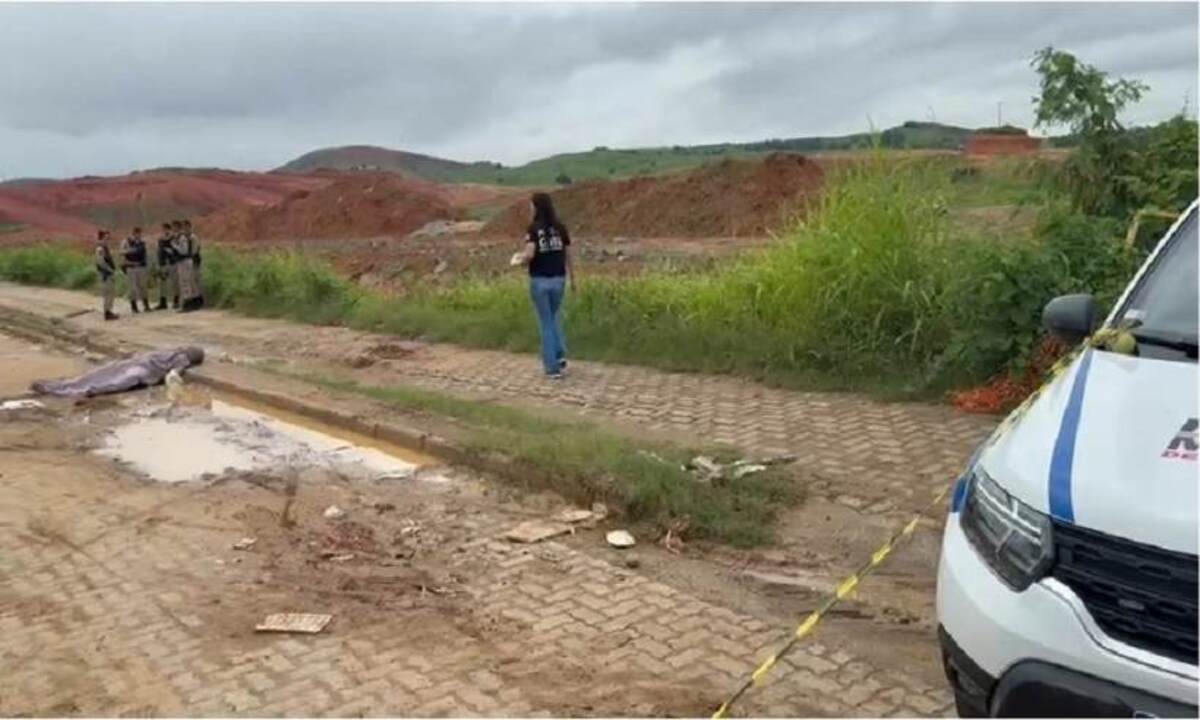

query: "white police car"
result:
(936, 201), (1198, 717)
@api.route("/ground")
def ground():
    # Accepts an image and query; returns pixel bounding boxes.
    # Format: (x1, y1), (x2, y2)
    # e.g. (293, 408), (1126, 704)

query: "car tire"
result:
(954, 689), (988, 718)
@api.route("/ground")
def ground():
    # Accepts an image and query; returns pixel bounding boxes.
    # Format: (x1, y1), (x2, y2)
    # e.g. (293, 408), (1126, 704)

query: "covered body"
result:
(31, 346), (204, 397)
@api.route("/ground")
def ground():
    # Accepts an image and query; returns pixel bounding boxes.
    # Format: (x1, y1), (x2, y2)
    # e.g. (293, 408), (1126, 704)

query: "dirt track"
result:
(0, 283), (993, 715)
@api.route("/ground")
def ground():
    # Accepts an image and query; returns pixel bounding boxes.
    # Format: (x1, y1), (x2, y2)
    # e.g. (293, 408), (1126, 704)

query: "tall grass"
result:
(0, 156), (1139, 396)
(0, 244), (98, 290)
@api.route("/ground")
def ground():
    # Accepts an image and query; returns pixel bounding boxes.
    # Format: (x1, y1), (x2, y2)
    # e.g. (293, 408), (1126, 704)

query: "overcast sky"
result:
(1, 2), (1196, 179)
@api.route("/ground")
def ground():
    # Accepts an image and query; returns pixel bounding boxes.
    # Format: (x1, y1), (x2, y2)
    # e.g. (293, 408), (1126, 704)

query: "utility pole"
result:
(996, 101), (1003, 127)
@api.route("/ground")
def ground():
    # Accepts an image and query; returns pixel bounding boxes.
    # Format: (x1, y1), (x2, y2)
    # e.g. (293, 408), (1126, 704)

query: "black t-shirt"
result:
(527, 222), (570, 278)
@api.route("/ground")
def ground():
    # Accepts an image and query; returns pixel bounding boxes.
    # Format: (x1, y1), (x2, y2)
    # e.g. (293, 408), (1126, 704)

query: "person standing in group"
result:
(94, 230), (118, 321)
(517, 192), (574, 379)
(173, 219), (201, 312)
(183, 220), (204, 309)
(154, 222), (179, 310)
(119, 226), (150, 314)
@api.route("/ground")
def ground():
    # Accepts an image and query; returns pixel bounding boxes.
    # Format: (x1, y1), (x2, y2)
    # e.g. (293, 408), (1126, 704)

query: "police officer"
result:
(119, 226), (151, 313)
(183, 220), (204, 310)
(154, 222), (179, 310)
(174, 221), (200, 312)
(94, 229), (119, 321)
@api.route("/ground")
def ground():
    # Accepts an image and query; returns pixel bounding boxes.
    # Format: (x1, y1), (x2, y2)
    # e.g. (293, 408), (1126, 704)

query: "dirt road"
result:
(0, 282), (994, 716)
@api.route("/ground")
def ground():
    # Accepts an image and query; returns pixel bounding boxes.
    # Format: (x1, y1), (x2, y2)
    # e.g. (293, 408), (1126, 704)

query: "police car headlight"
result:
(961, 467), (1054, 591)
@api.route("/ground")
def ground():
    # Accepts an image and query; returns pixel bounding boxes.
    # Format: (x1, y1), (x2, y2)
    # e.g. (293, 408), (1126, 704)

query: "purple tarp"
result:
(31, 346), (205, 398)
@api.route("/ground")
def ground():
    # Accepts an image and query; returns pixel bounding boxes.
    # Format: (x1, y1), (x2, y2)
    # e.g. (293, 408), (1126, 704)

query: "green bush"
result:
(0, 244), (97, 289)
(202, 249), (362, 325)
(937, 206), (1135, 382)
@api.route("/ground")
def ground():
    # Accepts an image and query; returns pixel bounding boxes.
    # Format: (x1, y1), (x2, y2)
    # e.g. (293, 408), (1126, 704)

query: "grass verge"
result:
(262, 364), (797, 547)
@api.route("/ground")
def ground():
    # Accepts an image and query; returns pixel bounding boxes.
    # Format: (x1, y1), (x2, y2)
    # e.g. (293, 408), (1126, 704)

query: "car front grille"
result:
(1052, 521), (1198, 665)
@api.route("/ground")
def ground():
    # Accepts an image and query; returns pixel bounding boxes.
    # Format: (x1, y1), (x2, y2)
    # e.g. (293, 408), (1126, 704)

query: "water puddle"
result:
(96, 395), (438, 484)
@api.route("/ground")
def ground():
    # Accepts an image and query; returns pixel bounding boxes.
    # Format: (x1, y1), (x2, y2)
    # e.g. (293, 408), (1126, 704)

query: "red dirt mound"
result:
(197, 173), (462, 243)
(482, 153), (824, 239)
(964, 133), (1042, 157)
(0, 170), (334, 240)
(0, 194), (96, 237)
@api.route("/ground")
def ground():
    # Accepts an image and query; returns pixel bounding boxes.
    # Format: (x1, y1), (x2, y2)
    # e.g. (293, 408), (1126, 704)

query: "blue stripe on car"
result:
(1048, 349), (1094, 522)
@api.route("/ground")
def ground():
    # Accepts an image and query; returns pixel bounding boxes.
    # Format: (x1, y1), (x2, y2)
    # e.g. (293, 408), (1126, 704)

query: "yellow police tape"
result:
(711, 482), (951, 719)
(713, 334), (1101, 718)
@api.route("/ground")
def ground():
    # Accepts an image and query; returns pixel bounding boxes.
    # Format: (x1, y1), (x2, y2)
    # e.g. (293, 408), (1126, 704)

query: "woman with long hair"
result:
(518, 192), (575, 379)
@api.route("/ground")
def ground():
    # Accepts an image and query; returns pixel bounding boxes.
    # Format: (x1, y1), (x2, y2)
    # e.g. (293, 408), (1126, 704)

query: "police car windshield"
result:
(1119, 208), (1198, 352)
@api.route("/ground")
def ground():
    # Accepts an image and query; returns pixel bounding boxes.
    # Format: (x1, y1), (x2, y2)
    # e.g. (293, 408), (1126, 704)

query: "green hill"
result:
(275, 145), (500, 181)
(277, 122), (983, 186)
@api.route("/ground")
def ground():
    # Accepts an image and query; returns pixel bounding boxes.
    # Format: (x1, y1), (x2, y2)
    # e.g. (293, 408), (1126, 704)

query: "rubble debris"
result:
(504, 520), (571, 544)
(687, 455), (722, 477)
(164, 369), (211, 408)
(590, 502), (609, 520)
(165, 369), (184, 402)
(606, 530), (636, 549)
(231, 537), (257, 551)
(410, 219), (486, 238)
(366, 341), (422, 360)
(555, 508), (595, 524)
(323, 505), (346, 520)
(741, 568), (839, 595)
(0, 399), (44, 411)
(662, 517), (690, 554)
(254, 613), (332, 634)
(31, 346), (204, 398)
(685, 453), (799, 482)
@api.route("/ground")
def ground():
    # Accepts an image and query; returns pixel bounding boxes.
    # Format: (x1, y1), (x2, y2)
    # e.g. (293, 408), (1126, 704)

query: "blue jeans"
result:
(529, 275), (567, 375)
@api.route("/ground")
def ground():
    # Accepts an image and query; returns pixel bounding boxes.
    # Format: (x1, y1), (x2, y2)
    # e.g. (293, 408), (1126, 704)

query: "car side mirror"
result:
(1042, 294), (1097, 344)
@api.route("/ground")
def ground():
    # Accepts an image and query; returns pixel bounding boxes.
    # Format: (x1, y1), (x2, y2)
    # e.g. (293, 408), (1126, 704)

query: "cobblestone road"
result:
(0, 385), (953, 718)
(0, 285), (996, 716)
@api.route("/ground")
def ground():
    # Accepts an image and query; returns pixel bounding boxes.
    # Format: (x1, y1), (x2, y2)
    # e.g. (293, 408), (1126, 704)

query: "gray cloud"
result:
(0, 2), (1195, 178)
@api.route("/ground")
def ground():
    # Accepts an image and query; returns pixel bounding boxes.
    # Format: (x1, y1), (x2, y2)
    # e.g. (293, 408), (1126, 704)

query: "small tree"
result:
(554, 172), (573, 186)
(1031, 47), (1148, 217)
(1032, 47), (1147, 136)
